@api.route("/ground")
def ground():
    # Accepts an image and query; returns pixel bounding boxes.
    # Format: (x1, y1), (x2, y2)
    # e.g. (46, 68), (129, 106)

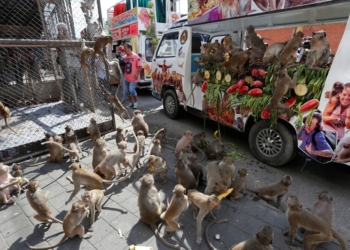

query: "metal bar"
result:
(97, 0), (103, 26)
(0, 39), (95, 46)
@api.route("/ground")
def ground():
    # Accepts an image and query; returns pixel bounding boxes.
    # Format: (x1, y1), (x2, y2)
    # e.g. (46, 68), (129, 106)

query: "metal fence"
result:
(0, 0), (114, 163)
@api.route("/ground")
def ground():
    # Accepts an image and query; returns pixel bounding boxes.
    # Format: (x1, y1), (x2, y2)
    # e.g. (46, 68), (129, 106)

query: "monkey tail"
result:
(205, 219), (229, 250)
(4, 118), (18, 135)
(193, 144), (205, 163)
(26, 235), (68, 250)
(41, 141), (75, 153)
(23, 160), (51, 167)
(150, 223), (182, 250)
(332, 229), (347, 250)
(47, 214), (63, 224)
(147, 128), (164, 146)
(102, 182), (114, 193)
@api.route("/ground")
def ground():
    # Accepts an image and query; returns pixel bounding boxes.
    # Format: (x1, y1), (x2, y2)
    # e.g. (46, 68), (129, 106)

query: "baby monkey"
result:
(0, 101), (17, 134)
(79, 39), (94, 74)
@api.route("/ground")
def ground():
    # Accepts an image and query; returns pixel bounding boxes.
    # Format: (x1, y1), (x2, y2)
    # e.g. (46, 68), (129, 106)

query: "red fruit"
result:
(284, 96), (297, 107)
(251, 68), (259, 76)
(248, 88), (263, 97)
(201, 81), (208, 92)
(299, 99), (320, 112)
(261, 108), (270, 119)
(237, 85), (249, 94)
(236, 79), (245, 88)
(252, 80), (263, 87)
(258, 69), (267, 77)
(226, 84), (238, 94)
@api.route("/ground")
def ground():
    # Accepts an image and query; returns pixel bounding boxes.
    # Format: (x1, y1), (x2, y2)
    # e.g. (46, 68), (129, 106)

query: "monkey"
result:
(160, 184), (189, 235)
(122, 130), (141, 171)
(26, 180), (63, 226)
(221, 50), (249, 76)
(94, 31), (113, 80)
(225, 43), (243, 57)
(94, 141), (128, 179)
(79, 39), (94, 74)
(265, 69), (300, 117)
(115, 126), (127, 144)
(138, 174), (183, 249)
(187, 153), (204, 184)
(248, 175), (292, 209)
(148, 155), (169, 184)
(108, 58), (122, 86)
(87, 117), (100, 147)
(187, 69), (203, 106)
(311, 190), (334, 226)
(175, 130), (205, 161)
(175, 159), (198, 191)
(0, 163), (21, 204)
(285, 195), (346, 250)
(44, 132), (53, 149)
(92, 137), (108, 169)
(108, 94), (131, 123)
(41, 141), (80, 163)
(204, 159), (228, 195)
(132, 109), (149, 138)
(223, 35), (238, 48)
(192, 131), (207, 152)
(200, 43), (216, 61)
(230, 225), (274, 250)
(245, 25), (266, 65)
(205, 219), (229, 250)
(150, 139), (162, 157)
(178, 145), (192, 165)
(149, 127), (168, 145)
(218, 155), (235, 188)
(26, 200), (91, 250)
(279, 31), (304, 67)
(188, 189), (222, 245)
(65, 162), (125, 204)
(11, 164), (23, 178)
(81, 183), (115, 232)
(64, 125), (83, 154)
(305, 31), (330, 69)
(134, 130), (145, 157)
(0, 101), (17, 134)
(229, 168), (248, 201)
(263, 41), (288, 64)
(205, 138), (224, 160)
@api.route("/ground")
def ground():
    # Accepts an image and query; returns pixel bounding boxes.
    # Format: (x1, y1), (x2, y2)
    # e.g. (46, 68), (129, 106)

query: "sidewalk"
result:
(0, 117), (342, 250)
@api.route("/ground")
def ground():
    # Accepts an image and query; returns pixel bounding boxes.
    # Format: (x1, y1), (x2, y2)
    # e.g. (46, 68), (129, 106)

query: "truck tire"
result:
(163, 89), (181, 119)
(248, 120), (296, 167)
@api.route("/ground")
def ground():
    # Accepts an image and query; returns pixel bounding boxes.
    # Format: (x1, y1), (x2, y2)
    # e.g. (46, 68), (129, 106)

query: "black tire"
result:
(248, 120), (297, 167)
(163, 89), (181, 119)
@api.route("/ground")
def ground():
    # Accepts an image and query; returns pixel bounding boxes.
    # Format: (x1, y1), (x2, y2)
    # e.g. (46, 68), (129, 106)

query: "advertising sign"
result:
(111, 23), (138, 40)
(109, 8), (138, 30)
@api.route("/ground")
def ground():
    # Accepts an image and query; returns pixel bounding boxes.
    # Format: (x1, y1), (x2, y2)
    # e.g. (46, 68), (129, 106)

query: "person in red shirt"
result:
(123, 43), (142, 109)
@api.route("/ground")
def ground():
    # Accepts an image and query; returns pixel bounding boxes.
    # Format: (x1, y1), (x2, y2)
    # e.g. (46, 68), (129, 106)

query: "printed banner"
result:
(111, 23), (138, 40)
(109, 8), (138, 30)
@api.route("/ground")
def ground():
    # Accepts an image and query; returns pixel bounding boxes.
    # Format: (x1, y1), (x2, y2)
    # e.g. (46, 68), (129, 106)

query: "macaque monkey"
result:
(122, 131), (141, 171)
(41, 141), (80, 162)
(263, 41), (287, 64)
(205, 160), (228, 195)
(221, 50), (249, 76)
(192, 131), (207, 152)
(230, 168), (248, 201)
(149, 127), (168, 145)
(134, 130), (145, 157)
(187, 154), (204, 184)
(188, 189), (222, 245)
(150, 139), (162, 157)
(305, 31), (330, 69)
(205, 138), (224, 160)
(44, 132), (53, 149)
(245, 25), (266, 65)
(223, 35), (238, 48)
(0, 101), (17, 134)
(138, 174), (182, 249)
(87, 117), (100, 146)
(179, 145), (192, 165)
(108, 95), (131, 123)
(81, 183), (114, 232)
(132, 109), (149, 138)
(26, 201), (91, 250)
(79, 39), (94, 74)
(160, 184), (189, 235)
(94, 141), (127, 179)
(280, 31), (304, 67)
(218, 155), (235, 188)
(26, 180), (63, 226)
(266, 69), (299, 116)
(148, 155), (169, 184)
(200, 43), (216, 61)
(175, 130), (204, 161)
(230, 225), (274, 250)
(109, 58), (122, 85)
(248, 175), (292, 208)
(115, 126), (127, 144)
(285, 195), (346, 250)
(65, 162), (122, 204)
(94, 32), (113, 80)
(188, 69), (204, 106)
(0, 163), (21, 204)
(311, 190), (334, 226)
(175, 159), (198, 191)
(11, 164), (23, 178)
(65, 125), (83, 154)
(92, 137), (108, 169)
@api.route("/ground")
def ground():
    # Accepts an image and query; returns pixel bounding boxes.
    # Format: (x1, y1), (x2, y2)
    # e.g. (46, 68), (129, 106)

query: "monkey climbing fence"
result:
(0, 0), (115, 163)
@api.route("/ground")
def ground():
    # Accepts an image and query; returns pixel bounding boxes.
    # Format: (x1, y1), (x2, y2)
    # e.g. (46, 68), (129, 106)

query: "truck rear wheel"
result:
(248, 120), (296, 167)
(163, 89), (181, 119)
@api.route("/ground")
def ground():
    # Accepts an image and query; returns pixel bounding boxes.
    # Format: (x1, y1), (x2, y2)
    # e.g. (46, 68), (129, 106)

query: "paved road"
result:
(0, 89), (349, 250)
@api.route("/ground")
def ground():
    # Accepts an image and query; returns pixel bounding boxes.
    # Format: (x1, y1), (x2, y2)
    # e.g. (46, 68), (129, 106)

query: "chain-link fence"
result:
(0, 0), (115, 163)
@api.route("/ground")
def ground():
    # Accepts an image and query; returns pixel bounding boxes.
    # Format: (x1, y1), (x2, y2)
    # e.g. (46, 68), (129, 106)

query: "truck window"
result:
(145, 38), (153, 62)
(192, 33), (209, 54)
(156, 32), (179, 58)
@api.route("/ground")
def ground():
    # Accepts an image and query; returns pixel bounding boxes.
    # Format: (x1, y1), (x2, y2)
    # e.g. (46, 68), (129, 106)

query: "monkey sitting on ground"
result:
(123, 131), (141, 171)
(188, 189), (222, 245)
(248, 175), (292, 209)
(79, 39), (94, 74)
(245, 25), (266, 65)
(108, 95), (131, 123)
(11, 164), (29, 186)
(148, 155), (169, 184)
(279, 31), (304, 66)
(26, 180), (63, 226)
(175, 159), (198, 191)
(221, 50), (249, 76)
(218, 155), (235, 188)
(229, 168), (248, 201)
(160, 184), (189, 235)
(87, 117), (101, 147)
(134, 130), (145, 157)
(305, 31), (330, 69)
(132, 109), (149, 138)
(284, 195), (346, 250)
(192, 131), (207, 152)
(81, 183), (114, 232)
(179, 145), (192, 165)
(26, 200), (91, 250)
(175, 130), (205, 161)
(64, 125), (83, 154)
(115, 126), (127, 144)
(0, 163), (22, 204)
(92, 137), (108, 170)
(138, 174), (183, 249)
(205, 138), (224, 160)
(263, 41), (288, 64)
(150, 139), (162, 157)
(204, 159), (229, 196)
(44, 132), (53, 149)
(230, 225), (274, 250)
(0, 101), (17, 134)
(187, 154), (204, 184)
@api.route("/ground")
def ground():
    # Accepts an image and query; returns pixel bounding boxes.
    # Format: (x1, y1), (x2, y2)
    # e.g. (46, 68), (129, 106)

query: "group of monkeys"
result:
(0, 108), (347, 249)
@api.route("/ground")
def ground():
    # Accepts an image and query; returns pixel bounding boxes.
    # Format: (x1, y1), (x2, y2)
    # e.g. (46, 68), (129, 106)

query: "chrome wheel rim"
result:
(256, 128), (282, 157)
(165, 95), (175, 114)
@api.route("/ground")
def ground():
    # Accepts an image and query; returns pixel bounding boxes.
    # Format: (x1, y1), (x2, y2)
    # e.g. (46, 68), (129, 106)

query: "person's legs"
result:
(125, 80), (134, 108)
(129, 82), (138, 108)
